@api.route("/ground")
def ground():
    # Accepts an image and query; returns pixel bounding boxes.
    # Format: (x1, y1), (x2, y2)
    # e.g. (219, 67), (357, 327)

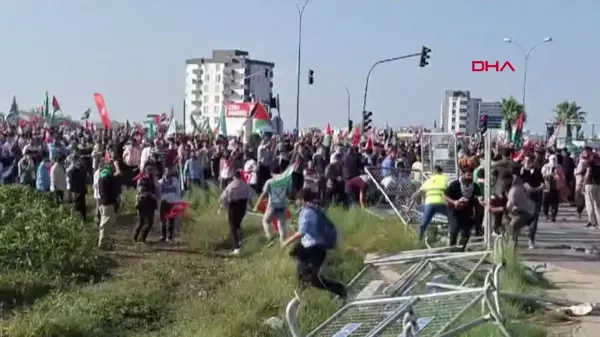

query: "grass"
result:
(0, 186), (553, 337)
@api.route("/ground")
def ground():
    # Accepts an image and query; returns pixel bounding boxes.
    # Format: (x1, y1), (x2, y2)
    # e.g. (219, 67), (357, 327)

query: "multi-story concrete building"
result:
(184, 49), (274, 133)
(439, 90), (480, 135)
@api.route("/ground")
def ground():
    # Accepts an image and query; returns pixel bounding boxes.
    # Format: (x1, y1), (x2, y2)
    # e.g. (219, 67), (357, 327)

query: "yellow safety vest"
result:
(422, 174), (448, 205)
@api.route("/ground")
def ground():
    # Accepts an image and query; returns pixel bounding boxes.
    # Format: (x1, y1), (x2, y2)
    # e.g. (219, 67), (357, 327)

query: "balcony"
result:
(192, 89), (203, 96)
(191, 100), (203, 106)
(192, 69), (204, 76)
(191, 79), (203, 85)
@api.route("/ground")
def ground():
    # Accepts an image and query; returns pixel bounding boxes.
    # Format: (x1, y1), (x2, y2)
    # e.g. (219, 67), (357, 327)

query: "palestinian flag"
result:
(511, 112), (525, 149)
(251, 102), (272, 134)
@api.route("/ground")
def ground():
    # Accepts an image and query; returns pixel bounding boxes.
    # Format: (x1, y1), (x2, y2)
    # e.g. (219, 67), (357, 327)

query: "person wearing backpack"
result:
(282, 188), (347, 299)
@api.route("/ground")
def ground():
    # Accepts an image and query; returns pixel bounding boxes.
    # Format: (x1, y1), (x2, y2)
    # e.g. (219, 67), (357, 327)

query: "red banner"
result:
(225, 102), (255, 118)
(93, 93), (112, 129)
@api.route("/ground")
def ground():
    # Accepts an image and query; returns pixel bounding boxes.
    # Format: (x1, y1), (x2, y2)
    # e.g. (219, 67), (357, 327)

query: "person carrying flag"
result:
(159, 166), (182, 243)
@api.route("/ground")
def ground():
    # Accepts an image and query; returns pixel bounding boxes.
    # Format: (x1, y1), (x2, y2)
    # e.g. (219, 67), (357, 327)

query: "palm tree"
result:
(500, 96), (525, 137)
(554, 101), (586, 139)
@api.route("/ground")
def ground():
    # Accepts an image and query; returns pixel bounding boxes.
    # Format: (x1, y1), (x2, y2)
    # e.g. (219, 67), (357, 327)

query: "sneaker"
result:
(528, 241), (535, 249)
(231, 249), (240, 255)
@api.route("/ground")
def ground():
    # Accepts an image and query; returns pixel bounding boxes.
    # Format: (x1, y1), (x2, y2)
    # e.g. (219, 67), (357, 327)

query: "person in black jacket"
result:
(98, 163), (120, 249)
(444, 169), (483, 251)
(133, 165), (158, 243)
(68, 158), (88, 221)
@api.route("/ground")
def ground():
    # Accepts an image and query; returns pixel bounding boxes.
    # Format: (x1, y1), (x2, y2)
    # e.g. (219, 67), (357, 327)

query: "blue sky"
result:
(0, 0), (597, 133)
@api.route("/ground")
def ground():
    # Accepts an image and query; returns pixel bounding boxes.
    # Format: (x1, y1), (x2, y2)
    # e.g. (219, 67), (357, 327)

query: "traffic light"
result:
(348, 119), (353, 131)
(362, 111), (373, 133)
(419, 46), (431, 68)
(308, 69), (314, 85)
(479, 114), (488, 133)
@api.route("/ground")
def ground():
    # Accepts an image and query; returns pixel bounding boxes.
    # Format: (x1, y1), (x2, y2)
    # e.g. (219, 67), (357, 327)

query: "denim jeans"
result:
(419, 203), (448, 240)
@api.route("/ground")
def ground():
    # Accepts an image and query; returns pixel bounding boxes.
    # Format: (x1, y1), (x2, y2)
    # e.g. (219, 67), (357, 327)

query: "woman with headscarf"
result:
(541, 154), (563, 222)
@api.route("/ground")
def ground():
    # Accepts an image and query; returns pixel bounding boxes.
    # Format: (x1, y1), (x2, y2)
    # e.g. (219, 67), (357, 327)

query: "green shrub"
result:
(1, 270), (173, 337)
(0, 186), (109, 281)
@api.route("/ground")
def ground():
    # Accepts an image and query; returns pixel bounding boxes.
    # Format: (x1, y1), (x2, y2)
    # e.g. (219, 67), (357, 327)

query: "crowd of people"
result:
(2, 123), (600, 300)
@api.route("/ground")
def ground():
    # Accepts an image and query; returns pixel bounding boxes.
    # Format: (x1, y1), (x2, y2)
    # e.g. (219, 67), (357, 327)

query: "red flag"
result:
(52, 96), (61, 113)
(161, 202), (189, 221)
(325, 123), (333, 136)
(351, 127), (361, 146)
(364, 135), (374, 151)
(93, 93), (112, 129)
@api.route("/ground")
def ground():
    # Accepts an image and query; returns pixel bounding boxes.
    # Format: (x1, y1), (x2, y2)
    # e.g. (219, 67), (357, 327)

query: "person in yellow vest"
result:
(411, 165), (448, 240)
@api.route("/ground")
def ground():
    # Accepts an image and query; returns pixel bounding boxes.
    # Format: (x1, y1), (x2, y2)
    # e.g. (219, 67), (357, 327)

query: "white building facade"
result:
(440, 90), (480, 135)
(184, 50), (274, 134)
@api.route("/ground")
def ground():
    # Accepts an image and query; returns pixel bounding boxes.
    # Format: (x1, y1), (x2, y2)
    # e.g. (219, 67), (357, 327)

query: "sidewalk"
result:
(522, 207), (600, 337)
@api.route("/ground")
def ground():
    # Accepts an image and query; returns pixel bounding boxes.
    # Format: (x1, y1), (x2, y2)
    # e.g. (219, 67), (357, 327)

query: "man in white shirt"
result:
(51, 156), (67, 204)
(139, 140), (152, 171)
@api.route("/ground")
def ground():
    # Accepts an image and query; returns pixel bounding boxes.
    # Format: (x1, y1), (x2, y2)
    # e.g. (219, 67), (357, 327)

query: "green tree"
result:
(500, 96), (525, 137)
(554, 101), (586, 139)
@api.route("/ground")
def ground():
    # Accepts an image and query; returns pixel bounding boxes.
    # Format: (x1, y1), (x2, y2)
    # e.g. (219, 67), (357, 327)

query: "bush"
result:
(1, 270), (173, 337)
(0, 186), (109, 281)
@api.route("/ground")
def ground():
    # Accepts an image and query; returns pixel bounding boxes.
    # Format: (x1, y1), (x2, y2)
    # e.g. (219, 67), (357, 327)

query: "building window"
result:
(203, 85), (208, 92)
(203, 106), (208, 114)
(205, 74), (210, 81)
(213, 117), (219, 124)
(214, 106), (219, 113)
(216, 74), (221, 82)
(203, 95), (208, 102)
(214, 95), (220, 104)
(215, 84), (220, 92)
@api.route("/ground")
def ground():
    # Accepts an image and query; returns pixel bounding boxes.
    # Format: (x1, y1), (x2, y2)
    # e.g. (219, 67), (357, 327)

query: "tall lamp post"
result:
(503, 37), (552, 112)
(294, 0), (310, 138)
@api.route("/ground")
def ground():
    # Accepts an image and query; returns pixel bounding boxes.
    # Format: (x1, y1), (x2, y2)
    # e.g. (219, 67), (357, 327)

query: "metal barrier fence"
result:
(421, 133), (459, 181)
(346, 251), (492, 302)
(285, 237), (512, 337)
(365, 166), (447, 225)
(286, 264), (510, 337)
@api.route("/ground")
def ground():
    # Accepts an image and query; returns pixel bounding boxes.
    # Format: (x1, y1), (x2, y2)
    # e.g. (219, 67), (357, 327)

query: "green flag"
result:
(144, 119), (156, 140)
(217, 106), (227, 136)
(43, 91), (49, 118)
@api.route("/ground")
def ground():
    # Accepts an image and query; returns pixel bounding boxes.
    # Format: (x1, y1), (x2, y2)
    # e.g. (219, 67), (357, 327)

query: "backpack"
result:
(309, 206), (338, 249)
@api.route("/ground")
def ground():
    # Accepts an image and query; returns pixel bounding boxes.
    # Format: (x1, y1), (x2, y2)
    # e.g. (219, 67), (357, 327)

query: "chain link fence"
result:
(421, 133), (459, 181)
(365, 166), (447, 225)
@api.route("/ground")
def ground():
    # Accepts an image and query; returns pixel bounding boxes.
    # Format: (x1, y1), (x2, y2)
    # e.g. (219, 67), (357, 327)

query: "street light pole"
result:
(294, 0), (309, 138)
(362, 52), (421, 113)
(345, 86), (351, 123)
(503, 37), (552, 112)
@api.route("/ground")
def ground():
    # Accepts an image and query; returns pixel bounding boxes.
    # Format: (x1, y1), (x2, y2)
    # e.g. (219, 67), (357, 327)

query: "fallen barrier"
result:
(286, 265), (511, 337)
